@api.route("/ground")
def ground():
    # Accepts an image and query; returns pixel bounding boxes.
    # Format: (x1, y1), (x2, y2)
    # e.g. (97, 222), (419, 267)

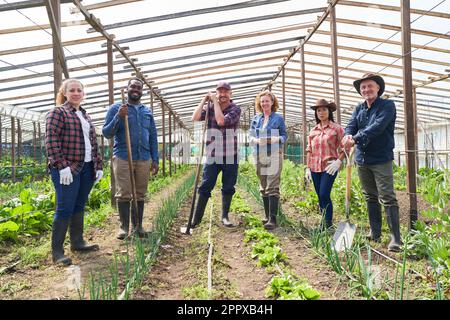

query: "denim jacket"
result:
(345, 97), (396, 165)
(249, 112), (287, 155)
(102, 103), (159, 163)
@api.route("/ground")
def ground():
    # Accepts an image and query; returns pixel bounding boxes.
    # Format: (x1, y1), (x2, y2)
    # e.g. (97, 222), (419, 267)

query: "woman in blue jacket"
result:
(249, 90), (287, 230)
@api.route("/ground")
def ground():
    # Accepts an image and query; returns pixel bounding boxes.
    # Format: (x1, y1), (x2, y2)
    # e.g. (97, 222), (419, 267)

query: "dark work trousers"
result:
(50, 161), (95, 220)
(198, 160), (239, 198)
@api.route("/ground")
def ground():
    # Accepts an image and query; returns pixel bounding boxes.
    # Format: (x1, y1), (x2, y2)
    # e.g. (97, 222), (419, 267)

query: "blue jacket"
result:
(249, 112), (287, 154)
(345, 97), (396, 165)
(102, 102), (159, 163)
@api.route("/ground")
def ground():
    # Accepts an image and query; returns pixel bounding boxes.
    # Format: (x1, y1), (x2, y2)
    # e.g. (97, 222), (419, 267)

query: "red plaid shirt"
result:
(307, 121), (344, 172)
(45, 102), (103, 177)
(200, 101), (241, 158)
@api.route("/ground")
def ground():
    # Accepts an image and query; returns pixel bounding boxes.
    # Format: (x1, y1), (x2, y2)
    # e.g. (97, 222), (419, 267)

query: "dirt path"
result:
(134, 189), (273, 300)
(0, 171), (193, 300)
(134, 185), (356, 300)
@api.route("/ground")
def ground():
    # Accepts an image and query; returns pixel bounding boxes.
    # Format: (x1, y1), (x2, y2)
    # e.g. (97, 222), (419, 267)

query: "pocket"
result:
(142, 114), (151, 129)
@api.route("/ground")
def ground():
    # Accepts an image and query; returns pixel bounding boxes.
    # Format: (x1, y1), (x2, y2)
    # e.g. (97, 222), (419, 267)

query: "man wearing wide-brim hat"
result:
(342, 73), (402, 252)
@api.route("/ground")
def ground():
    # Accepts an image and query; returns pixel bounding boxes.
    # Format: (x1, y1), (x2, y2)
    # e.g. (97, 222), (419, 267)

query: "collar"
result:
(221, 100), (236, 112)
(363, 96), (382, 109)
(63, 102), (85, 114)
(313, 121), (335, 131)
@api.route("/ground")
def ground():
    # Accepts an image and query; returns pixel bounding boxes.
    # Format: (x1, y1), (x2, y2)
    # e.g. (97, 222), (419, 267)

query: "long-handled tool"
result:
(121, 89), (139, 234)
(332, 147), (357, 252)
(180, 101), (210, 235)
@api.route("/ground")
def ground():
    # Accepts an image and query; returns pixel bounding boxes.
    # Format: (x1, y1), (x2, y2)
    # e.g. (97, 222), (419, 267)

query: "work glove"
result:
(258, 138), (268, 146)
(304, 167), (312, 182)
(94, 170), (103, 184)
(59, 167), (73, 185)
(325, 159), (342, 176)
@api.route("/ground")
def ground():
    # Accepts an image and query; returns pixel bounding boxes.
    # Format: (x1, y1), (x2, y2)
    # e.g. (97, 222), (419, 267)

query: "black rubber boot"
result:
(385, 206), (403, 252)
(221, 193), (234, 227)
(264, 196), (279, 230)
(131, 201), (150, 238)
(262, 196), (269, 224)
(367, 202), (382, 242)
(191, 194), (209, 228)
(51, 217), (72, 266)
(117, 201), (130, 240)
(70, 212), (99, 252)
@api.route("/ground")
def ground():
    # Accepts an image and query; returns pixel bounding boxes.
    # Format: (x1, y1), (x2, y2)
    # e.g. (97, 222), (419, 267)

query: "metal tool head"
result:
(332, 221), (357, 252)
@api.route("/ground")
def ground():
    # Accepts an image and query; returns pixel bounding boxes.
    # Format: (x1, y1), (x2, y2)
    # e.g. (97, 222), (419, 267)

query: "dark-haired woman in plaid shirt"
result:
(45, 79), (103, 266)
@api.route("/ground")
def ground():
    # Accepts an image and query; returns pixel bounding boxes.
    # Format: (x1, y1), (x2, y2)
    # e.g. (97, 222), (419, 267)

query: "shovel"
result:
(180, 101), (210, 235)
(332, 147), (356, 252)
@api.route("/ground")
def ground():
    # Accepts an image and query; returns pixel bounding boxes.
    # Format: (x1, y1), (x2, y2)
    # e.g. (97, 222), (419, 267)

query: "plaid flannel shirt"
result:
(45, 102), (103, 178)
(200, 101), (241, 158)
(307, 121), (344, 172)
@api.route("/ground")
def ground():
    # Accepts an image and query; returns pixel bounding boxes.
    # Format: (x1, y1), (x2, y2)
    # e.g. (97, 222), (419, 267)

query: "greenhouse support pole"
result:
(38, 123), (42, 164)
(11, 117), (16, 182)
(46, 0), (64, 98)
(282, 67), (286, 159)
(162, 100), (166, 176)
(173, 112), (177, 173)
(0, 116), (2, 160)
(300, 45), (307, 165)
(401, 0), (418, 229)
(330, 3), (341, 125)
(33, 122), (37, 162)
(169, 110), (172, 177)
(17, 119), (21, 165)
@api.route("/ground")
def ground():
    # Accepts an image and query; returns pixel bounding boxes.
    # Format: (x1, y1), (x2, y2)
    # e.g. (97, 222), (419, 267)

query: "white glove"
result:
(95, 170), (103, 184)
(258, 138), (267, 146)
(325, 159), (342, 176)
(59, 167), (73, 185)
(305, 168), (312, 182)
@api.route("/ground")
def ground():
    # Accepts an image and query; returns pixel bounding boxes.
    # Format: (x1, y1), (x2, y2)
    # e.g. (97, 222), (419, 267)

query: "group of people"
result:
(45, 72), (403, 265)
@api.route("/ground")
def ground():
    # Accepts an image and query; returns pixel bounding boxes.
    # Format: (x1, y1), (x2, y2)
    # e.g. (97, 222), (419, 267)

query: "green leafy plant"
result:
(266, 273), (320, 300)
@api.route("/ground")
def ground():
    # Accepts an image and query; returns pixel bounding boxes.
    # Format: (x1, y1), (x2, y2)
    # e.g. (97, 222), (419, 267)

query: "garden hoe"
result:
(332, 147), (357, 252)
(180, 102), (210, 235)
(121, 89), (139, 236)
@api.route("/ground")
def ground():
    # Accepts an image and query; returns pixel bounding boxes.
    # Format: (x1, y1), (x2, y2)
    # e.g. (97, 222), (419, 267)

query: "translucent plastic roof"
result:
(0, 0), (449, 140)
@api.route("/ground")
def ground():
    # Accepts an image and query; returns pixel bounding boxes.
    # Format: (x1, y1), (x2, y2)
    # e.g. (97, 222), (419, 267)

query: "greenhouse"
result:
(0, 0), (449, 302)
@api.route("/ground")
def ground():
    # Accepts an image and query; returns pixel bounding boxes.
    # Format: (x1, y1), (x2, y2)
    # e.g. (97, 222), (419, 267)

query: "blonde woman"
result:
(249, 90), (287, 230)
(45, 79), (103, 265)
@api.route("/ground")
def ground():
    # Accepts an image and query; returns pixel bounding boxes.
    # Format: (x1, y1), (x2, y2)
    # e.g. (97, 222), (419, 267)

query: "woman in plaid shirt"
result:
(306, 99), (345, 231)
(45, 79), (103, 265)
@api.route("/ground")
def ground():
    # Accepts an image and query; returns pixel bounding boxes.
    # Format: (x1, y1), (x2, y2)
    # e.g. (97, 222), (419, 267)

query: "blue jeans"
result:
(50, 161), (95, 220)
(198, 161), (238, 198)
(311, 171), (337, 222)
